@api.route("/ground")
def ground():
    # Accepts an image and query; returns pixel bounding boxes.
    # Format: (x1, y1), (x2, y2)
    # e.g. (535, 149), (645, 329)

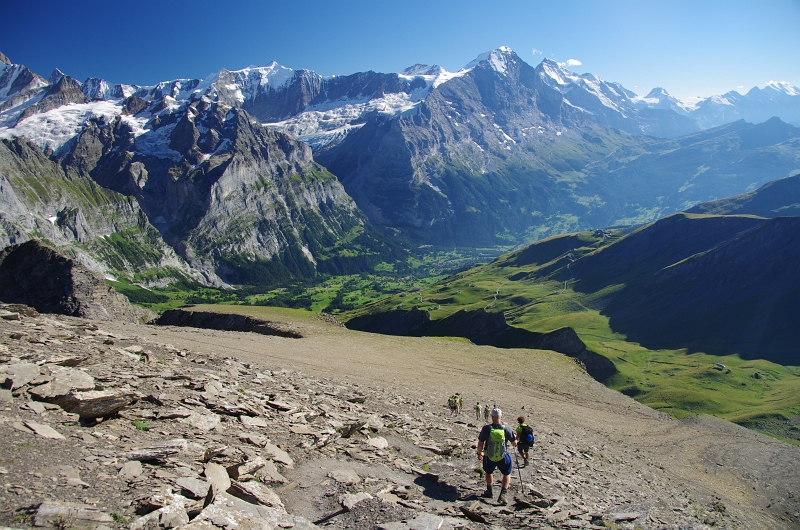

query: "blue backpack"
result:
(519, 424), (534, 444)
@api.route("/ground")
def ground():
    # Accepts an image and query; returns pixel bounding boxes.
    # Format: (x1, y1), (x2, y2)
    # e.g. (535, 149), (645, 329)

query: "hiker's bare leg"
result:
(501, 474), (511, 489)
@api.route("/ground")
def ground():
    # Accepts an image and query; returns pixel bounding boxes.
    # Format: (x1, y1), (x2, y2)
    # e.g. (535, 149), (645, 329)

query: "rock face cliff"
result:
(60, 96), (373, 285)
(0, 240), (152, 323)
(0, 55), (397, 287)
(0, 136), (196, 284)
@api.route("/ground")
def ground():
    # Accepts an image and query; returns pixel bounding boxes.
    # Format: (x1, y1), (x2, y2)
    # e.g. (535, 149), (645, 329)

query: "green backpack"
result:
(487, 426), (507, 462)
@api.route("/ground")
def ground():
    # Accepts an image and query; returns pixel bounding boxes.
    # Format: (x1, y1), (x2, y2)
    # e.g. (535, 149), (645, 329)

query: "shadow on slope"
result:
(569, 214), (800, 364)
(346, 307), (617, 381)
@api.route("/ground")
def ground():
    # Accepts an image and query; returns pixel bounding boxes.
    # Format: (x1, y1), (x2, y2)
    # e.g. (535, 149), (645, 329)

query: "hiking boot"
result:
(523, 458), (529, 468)
(480, 488), (493, 499)
(497, 489), (509, 505)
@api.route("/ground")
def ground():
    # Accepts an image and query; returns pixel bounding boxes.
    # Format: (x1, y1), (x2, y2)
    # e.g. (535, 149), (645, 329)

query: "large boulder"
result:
(0, 239), (153, 323)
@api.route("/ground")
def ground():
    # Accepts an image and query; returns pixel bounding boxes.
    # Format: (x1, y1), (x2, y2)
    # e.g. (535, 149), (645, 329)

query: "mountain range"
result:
(1, 47), (799, 285)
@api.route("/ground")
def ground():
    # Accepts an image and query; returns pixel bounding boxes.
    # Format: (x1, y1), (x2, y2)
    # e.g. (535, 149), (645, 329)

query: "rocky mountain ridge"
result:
(0, 52), (399, 288)
(1, 48), (799, 277)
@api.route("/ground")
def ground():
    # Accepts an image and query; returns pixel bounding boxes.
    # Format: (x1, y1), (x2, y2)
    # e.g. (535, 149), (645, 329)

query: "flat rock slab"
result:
(57, 389), (134, 418)
(188, 493), (315, 530)
(289, 425), (314, 435)
(24, 420), (65, 439)
(329, 469), (361, 484)
(611, 512), (641, 522)
(228, 481), (284, 508)
(25, 400), (47, 414)
(340, 492), (373, 511)
(157, 407), (194, 420)
(240, 415), (270, 428)
(204, 462), (231, 500)
(176, 476), (210, 499)
(29, 366), (95, 401)
(124, 439), (188, 461)
(34, 501), (113, 527)
(377, 513), (464, 530)
(254, 460), (288, 484)
(263, 442), (294, 467)
(182, 411), (221, 431)
(1, 362), (40, 389)
(367, 436), (389, 450)
(119, 460), (143, 480)
(266, 400), (297, 412)
(227, 457), (267, 480)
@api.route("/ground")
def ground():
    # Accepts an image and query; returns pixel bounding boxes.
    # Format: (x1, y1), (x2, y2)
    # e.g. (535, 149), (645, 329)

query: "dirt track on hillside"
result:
(102, 306), (800, 529)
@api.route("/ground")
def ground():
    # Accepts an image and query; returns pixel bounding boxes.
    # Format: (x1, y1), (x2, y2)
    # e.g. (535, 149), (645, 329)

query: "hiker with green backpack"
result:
(476, 407), (517, 505)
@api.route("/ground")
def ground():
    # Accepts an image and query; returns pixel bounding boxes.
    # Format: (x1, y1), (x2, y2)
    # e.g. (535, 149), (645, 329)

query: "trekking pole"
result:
(514, 450), (524, 492)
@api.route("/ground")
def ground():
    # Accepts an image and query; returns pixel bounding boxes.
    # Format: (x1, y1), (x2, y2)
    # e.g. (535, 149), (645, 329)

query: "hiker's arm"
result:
(476, 440), (484, 459)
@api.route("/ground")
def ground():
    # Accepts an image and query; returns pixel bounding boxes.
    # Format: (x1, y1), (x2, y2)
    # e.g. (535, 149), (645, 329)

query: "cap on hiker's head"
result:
(491, 407), (502, 418)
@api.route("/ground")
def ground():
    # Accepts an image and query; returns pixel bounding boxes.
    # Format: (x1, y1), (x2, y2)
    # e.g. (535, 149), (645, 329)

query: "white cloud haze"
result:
(558, 58), (582, 68)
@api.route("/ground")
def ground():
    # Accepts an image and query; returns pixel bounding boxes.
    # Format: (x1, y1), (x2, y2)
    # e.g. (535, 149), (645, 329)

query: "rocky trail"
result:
(1, 304), (798, 530)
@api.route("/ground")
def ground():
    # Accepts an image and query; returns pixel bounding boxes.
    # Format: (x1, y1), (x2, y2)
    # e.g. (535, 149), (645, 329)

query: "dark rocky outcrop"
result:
(155, 309), (303, 338)
(347, 308), (616, 380)
(16, 75), (88, 125)
(0, 240), (152, 323)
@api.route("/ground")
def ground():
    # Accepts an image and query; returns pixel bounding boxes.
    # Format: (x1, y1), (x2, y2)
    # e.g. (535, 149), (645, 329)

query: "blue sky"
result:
(2, 0), (799, 99)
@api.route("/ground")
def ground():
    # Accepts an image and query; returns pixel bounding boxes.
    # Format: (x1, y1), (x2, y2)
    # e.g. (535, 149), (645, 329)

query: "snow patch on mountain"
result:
(766, 81), (799, 96)
(82, 78), (137, 101)
(0, 100), (121, 154)
(267, 83), (432, 145)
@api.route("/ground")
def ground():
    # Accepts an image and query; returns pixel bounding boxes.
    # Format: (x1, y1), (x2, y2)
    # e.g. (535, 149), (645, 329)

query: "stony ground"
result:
(1, 303), (798, 530)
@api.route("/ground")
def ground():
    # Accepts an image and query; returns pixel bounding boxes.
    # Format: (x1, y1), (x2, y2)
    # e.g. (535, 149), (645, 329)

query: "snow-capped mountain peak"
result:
(537, 58), (573, 86)
(48, 68), (65, 85)
(463, 46), (516, 75)
(401, 64), (445, 77)
(219, 62), (297, 90)
(765, 81), (799, 96)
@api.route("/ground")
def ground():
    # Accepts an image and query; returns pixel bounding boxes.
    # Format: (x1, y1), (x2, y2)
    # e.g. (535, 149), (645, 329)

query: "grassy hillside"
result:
(687, 172), (800, 217)
(342, 219), (800, 442)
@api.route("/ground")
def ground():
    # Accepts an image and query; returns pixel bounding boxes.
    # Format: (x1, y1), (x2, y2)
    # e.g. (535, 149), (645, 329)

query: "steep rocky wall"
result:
(0, 240), (153, 323)
(155, 309), (302, 338)
(346, 308), (617, 380)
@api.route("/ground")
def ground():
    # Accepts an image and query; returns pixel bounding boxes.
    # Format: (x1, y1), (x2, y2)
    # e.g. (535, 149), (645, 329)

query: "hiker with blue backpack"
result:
(515, 416), (535, 468)
(476, 407), (517, 505)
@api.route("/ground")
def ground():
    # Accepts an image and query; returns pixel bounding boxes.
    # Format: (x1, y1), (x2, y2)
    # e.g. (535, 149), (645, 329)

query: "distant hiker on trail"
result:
(515, 416), (535, 468)
(484, 403), (490, 422)
(458, 395), (464, 414)
(448, 395), (458, 416)
(475, 402), (482, 421)
(476, 407), (517, 505)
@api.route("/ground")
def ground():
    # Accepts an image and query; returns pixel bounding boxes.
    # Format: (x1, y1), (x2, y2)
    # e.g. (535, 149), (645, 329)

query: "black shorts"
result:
(517, 442), (532, 453)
